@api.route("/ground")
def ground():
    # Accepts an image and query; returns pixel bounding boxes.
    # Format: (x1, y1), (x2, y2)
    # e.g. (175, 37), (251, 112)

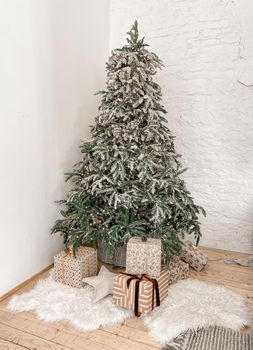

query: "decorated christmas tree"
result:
(52, 21), (205, 263)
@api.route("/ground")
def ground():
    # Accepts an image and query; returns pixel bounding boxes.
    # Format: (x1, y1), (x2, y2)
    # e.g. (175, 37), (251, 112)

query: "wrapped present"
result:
(112, 269), (169, 316)
(167, 256), (189, 284)
(180, 241), (208, 271)
(126, 237), (161, 277)
(54, 246), (97, 288)
(98, 240), (127, 267)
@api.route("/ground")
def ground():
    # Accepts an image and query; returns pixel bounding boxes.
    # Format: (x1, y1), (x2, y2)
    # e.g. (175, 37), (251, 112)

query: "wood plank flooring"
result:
(0, 247), (252, 349)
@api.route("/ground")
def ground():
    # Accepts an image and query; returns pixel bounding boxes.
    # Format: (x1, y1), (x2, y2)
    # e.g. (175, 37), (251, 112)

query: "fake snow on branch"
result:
(51, 20), (206, 263)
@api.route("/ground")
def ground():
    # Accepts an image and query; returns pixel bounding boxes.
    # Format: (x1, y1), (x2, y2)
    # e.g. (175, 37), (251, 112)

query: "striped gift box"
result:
(112, 269), (169, 315)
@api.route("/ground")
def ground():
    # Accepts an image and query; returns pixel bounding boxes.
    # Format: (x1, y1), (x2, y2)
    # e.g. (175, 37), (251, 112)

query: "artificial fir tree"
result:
(52, 21), (205, 263)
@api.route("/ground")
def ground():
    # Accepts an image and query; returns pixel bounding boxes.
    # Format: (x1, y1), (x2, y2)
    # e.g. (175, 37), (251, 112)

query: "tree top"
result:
(121, 20), (149, 52)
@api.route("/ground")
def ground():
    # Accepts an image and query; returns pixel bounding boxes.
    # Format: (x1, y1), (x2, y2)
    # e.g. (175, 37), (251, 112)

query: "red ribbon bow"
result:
(122, 273), (160, 317)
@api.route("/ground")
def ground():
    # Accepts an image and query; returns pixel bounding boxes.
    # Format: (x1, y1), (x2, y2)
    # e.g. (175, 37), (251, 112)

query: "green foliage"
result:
(120, 20), (149, 52)
(51, 21), (206, 263)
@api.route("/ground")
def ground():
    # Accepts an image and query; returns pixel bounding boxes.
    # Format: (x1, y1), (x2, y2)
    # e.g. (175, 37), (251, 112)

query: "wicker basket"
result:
(98, 240), (127, 267)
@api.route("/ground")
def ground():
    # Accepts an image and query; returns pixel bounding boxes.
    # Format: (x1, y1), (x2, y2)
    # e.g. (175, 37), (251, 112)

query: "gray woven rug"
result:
(163, 327), (252, 350)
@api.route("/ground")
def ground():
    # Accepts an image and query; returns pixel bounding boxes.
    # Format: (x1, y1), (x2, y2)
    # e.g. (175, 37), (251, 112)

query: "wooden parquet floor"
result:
(0, 247), (252, 349)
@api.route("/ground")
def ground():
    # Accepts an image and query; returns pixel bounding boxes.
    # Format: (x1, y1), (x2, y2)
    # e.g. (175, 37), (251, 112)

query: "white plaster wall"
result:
(0, 0), (110, 296)
(111, 0), (253, 253)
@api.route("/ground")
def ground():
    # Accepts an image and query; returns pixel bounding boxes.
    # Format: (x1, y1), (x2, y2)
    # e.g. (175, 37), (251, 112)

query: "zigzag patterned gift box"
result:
(180, 240), (208, 272)
(112, 269), (169, 316)
(54, 246), (97, 288)
(167, 255), (189, 284)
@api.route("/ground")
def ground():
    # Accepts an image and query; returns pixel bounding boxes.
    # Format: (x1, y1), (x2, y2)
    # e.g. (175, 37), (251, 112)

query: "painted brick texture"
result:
(110, 0), (253, 253)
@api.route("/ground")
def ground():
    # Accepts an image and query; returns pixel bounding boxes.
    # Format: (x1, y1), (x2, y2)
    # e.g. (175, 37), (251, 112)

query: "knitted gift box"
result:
(167, 255), (189, 284)
(180, 241), (208, 272)
(54, 246), (97, 288)
(126, 237), (161, 277)
(112, 269), (169, 316)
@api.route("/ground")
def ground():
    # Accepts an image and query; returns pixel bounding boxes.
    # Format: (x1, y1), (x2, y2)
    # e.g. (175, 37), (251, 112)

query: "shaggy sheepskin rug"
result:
(8, 272), (132, 331)
(8, 274), (250, 342)
(142, 279), (251, 345)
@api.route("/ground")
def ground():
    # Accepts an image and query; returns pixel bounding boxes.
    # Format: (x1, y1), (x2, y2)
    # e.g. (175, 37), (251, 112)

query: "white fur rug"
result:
(8, 274), (250, 343)
(143, 279), (251, 345)
(8, 272), (132, 331)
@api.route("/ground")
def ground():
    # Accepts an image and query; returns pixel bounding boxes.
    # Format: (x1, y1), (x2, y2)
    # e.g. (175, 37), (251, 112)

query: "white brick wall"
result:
(111, 0), (253, 253)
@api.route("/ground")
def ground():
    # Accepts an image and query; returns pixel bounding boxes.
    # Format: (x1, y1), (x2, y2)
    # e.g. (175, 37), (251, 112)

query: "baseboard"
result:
(0, 264), (53, 303)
